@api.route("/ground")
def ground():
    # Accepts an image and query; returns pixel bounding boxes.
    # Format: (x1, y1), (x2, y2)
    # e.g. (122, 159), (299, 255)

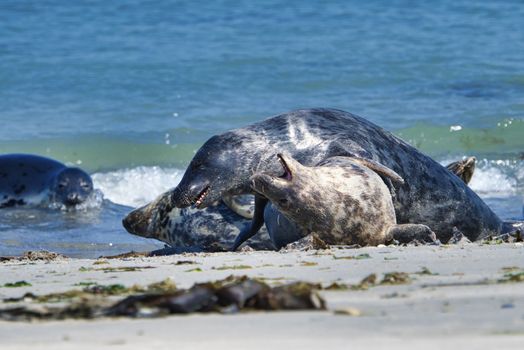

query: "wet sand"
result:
(1, 243), (523, 349)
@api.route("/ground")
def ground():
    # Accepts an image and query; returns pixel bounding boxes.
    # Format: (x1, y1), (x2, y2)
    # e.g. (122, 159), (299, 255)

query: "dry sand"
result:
(1, 243), (523, 349)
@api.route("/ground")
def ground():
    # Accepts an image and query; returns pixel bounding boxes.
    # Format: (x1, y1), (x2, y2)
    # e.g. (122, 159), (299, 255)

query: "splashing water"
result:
(92, 167), (184, 208)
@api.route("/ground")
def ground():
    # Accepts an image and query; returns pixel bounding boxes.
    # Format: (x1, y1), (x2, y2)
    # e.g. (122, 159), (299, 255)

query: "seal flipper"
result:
(222, 194), (254, 219)
(446, 157), (476, 184)
(386, 224), (438, 244)
(231, 195), (268, 251)
(317, 156), (404, 185)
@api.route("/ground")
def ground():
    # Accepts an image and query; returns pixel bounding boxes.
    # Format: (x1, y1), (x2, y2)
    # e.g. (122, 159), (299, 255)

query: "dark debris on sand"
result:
(0, 276), (325, 321)
(0, 251), (67, 263)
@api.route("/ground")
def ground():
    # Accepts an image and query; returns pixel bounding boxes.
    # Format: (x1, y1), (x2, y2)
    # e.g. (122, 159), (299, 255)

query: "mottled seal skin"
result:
(263, 155), (472, 249)
(446, 157), (476, 184)
(122, 191), (274, 251)
(0, 154), (94, 208)
(170, 108), (502, 244)
(251, 153), (437, 247)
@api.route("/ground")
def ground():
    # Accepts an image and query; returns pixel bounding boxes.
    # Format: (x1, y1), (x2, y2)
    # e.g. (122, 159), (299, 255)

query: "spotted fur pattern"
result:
(122, 191), (274, 251)
(252, 154), (397, 246)
(172, 108), (503, 243)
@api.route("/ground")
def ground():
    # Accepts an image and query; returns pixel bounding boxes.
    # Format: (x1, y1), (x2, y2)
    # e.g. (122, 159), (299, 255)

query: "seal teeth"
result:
(194, 186), (209, 207)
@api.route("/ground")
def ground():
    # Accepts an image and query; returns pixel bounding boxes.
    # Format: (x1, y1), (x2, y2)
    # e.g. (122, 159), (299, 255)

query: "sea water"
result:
(0, 1), (523, 257)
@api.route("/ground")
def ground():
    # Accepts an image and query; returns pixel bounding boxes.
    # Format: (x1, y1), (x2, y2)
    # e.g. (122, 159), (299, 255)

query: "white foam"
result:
(441, 158), (518, 198)
(92, 166), (184, 208)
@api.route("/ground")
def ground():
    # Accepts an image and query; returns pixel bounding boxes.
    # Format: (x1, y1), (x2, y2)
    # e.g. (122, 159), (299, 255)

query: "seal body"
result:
(0, 154), (93, 208)
(171, 108), (502, 243)
(251, 154), (398, 246)
(122, 191), (274, 251)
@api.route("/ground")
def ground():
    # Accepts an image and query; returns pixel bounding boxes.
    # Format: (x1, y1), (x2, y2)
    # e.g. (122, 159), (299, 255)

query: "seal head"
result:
(49, 167), (94, 206)
(172, 133), (275, 209)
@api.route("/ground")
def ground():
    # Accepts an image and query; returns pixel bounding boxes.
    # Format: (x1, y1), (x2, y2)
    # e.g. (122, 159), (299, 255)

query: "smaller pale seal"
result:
(446, 157), (476, 184)
(247, 153), (435, 248)
(122, 191), (274, 252)
(261, 156), (475, 249)
(0, 154), (93, 208)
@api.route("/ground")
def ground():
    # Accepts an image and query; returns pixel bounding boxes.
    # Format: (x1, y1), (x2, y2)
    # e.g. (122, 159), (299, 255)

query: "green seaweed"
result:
(380, 272), (411, 285)
(5, 279), (178, 304)
(333, 253), (371, 260)
(79, 266), (155, 273)
(3, 281), (32, 288)
(324, 282), (349, 290)
(0, 276), (326, 321)
(414, 267), (438, 275)
(213, 265), (253, 270)
(173, 260), (198, 265)
(499, 271), (524, 283)
(93, 260), (109, 265)
(185, 267), (203, 272)
(73, 282), (97, 287)
(500, 266), (521, 273)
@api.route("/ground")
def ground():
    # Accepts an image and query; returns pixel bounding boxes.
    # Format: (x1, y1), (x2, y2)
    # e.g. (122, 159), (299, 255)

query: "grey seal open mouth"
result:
(194, 186), (210, 208)
(277, 153), (292, 181)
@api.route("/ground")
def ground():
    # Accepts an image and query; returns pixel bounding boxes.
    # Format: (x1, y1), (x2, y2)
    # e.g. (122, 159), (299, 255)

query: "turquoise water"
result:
(1, 1), (523, 257)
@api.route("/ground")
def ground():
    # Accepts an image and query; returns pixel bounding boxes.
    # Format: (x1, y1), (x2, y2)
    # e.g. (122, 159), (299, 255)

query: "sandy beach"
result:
(1, 243), (523, 349)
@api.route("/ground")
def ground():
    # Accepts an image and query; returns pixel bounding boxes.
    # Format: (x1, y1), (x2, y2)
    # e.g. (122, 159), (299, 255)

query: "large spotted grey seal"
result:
(122, 190), (274, 251)
(170, 108), (503, 245)
(250, 153), (436, 247)
(0, 154), (94, 208)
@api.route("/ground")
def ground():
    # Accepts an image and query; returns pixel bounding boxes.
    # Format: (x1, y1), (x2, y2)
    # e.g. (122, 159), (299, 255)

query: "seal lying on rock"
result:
(170, 108), (502, 245)
(250, 153), (436, 247)
(0, 154), (94, 208)
(122, 190), (275, 251)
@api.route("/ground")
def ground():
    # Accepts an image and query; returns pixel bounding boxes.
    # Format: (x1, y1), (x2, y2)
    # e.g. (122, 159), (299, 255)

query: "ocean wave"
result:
(92, 166), (184, 208)
(440, 158), (523, 199)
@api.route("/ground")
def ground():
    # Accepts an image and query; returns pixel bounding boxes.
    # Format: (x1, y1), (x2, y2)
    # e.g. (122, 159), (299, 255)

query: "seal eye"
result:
(58, 183), (67, 189)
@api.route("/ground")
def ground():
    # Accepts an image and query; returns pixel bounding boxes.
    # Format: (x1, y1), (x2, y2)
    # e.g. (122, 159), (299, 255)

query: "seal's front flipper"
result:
(446, 157), (476, 184)
(387, 224), (438, 244)
(222, 194), (255, 219)
(318, 156), (404, 186)
(231, 195), (268, 251)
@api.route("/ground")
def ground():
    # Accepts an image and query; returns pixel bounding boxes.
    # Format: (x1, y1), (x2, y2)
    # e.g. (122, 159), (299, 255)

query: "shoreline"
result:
(1, 243), (523, 349)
